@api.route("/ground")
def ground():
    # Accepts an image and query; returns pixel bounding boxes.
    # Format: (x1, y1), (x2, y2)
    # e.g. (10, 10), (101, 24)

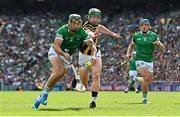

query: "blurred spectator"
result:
(0, 11), (179, 89)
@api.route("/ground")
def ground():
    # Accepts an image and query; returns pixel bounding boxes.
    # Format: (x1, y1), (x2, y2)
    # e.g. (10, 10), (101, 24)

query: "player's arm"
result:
(85, 29), (96, 38)
(84, 39), (97, 64)
(84, 28), (100, 45)
(98, 24), (121, 38)
(52, 37), (71, 60)
(126, 41), (135, 60)
(84, 39), (97, 58)
(153, 40), (165, 51)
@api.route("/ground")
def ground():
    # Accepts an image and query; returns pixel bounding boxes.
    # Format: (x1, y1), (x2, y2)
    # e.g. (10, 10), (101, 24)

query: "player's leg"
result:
(79, 68), (89, 88)
(143, 62), (153, 103)
(90, 57), (102, 108)
(46, 57), (67, 89)
(134, 76), (143, 93)
(132, 80), (140, 93)
(78, 52), (91, 88)
(128, 60), (141, 93)
(124, 78), (135, 93)
(32, 47), (67, 109)
(136, 61), (153, 104)
(138, 68), (153, 103)
(33, 57), (66, 109)
(124, 79), (131, 93)
(129, 70), (140, 93)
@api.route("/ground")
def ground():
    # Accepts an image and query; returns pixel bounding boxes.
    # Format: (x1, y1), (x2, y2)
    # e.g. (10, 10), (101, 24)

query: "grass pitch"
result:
(0, 91), (180, 116)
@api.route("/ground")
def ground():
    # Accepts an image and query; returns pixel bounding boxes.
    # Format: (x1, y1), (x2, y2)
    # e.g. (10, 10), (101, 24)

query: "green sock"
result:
(143, 92), (147, 100)
(42, 86), (51, 94)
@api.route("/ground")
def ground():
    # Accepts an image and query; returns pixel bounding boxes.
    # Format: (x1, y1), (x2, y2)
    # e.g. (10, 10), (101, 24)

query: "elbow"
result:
(93, 46), (97, 52)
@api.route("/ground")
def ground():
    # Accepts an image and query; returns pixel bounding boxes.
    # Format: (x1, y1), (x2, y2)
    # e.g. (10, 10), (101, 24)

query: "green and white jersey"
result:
(133, 31), (159, 62)
(56, 24), (91, 55)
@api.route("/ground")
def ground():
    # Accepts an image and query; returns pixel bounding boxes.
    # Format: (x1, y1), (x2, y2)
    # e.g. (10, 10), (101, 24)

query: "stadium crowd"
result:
(0, 11), (179, 89)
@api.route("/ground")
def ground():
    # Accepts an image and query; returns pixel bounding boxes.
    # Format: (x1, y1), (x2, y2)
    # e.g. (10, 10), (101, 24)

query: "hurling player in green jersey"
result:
(32, 14), (97, 109)
(126, 19), (165, 104)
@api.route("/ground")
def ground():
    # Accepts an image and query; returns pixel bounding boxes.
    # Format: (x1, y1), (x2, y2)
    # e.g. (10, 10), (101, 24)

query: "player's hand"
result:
(89, 32), (98, 40)
(153, 40), (165, 51)
(125, 53), (131, 60)
(63, 53), (71, 61)
(153, 40), (161, 46)
(91, 56), (97, 65)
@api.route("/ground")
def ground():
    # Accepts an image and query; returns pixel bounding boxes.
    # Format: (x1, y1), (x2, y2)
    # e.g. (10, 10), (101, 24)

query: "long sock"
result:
(42, 86), (51, 94)
(143, 92), (148, 100)
(92, 91), (98, 103)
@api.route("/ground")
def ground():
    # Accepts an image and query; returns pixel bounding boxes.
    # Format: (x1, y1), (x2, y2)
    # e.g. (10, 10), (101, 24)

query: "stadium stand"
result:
(0, 0), (179, 90)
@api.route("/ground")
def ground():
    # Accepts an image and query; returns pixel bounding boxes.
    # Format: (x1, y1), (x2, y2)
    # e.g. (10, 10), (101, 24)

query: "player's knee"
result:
(138, 71), (146, 78)
(147, 75), (153, 84)
(142, 77), (148, 85)
(92, 72), (100, 80)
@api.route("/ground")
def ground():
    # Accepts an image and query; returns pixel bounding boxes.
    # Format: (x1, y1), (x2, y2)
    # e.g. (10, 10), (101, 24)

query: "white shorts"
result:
(48, 46), (69, 69)
(129, 70), (137, 79)
(79, 50), (101, 70)
(135, 60), (153, 73)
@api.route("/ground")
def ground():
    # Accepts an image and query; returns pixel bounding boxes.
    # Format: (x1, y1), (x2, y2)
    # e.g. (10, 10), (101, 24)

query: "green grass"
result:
(0, 91), (180, 116)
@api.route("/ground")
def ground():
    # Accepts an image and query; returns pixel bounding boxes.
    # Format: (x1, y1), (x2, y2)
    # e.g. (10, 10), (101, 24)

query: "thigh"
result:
(91, 59), (102, 74)
(50, 56), (66, 73)
(49, 46), (69, 69)
(80, 68), (89, 82)
(137, 67), (148, 77)
(137, 65), (153, 83)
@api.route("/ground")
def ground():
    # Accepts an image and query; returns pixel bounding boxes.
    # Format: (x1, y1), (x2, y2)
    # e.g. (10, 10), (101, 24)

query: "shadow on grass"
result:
(39, 107), (89, 111)
(115, 101), (144, 105)
(125, 102), (144, 105)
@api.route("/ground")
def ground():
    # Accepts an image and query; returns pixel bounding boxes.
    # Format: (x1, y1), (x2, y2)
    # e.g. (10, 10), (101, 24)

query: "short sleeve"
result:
(132, 34), (136, 43)
(80, 28), (91, 42)
(155, 34), (160, 41)
(55, 27), (64, 40)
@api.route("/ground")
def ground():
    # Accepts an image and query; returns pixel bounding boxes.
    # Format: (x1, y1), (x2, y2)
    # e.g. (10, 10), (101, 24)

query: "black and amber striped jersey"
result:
(80, 21), (99, 55)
